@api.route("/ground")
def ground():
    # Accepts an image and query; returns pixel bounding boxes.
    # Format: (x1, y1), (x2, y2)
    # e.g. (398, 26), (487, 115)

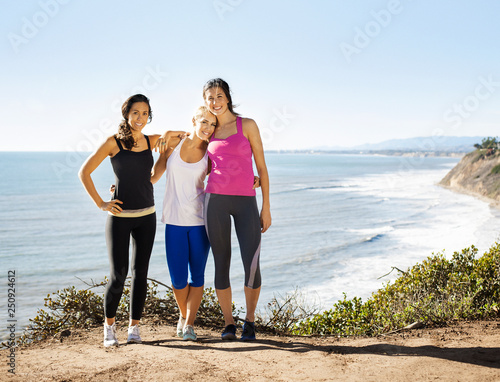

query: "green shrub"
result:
(24, 285), (106, 343)
(7, 242), (500, 345)
(11, 278), (240, 346)
(491, 164), (500, 175)
(470, 150), (485, 164)
(475, 137), (499, 150)
(257, 288), (319, 334)
(293, 243), (500, 336)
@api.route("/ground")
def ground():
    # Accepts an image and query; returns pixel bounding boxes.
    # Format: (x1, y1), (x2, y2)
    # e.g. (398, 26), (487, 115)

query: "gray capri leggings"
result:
(204, 193), (262, 290)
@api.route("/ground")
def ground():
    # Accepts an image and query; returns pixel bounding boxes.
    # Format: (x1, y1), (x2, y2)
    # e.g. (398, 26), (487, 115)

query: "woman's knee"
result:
(189, 272), (205, 288)
(131, 267), (149, 284)
(171, 276), (188, 290)
(214, 273), (231, 289)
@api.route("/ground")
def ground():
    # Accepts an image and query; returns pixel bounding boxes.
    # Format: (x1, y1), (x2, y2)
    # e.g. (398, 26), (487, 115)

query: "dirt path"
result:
(2, 320), (500, 381)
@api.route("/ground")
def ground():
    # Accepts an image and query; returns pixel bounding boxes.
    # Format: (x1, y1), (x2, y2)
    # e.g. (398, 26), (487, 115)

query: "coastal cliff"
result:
(440, 150), (500, 202)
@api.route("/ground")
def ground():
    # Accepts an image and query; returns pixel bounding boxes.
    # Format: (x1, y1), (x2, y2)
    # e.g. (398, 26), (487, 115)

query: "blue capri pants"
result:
(165, 224), (210, 289)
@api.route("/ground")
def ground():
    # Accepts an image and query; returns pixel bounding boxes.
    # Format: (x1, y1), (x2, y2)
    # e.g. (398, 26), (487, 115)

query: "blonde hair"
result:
(192, 105), (212, 121)
(192, 106), (215, 143)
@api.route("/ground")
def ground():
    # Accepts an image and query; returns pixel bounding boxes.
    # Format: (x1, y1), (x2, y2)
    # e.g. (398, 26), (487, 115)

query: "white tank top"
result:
(161, 138), (209, 226)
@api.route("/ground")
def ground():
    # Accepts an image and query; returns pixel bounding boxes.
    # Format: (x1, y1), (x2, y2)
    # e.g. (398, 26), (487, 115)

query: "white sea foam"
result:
(301, 163), (500, 309)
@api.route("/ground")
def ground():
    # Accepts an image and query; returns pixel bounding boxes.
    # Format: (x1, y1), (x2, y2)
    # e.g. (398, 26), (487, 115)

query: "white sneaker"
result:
(103, 323), (119, 347)
(127, 325), (142, 344)
(176, 316), (186, 337)
(183, 325), (197, 341)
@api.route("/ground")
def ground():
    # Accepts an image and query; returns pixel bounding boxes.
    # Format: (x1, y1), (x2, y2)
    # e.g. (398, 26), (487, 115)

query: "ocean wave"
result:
(272, 185), (344, 195)
(362, 233), (385, 243)
(262, 228), (394, 271)
(345, 226), (395, 235)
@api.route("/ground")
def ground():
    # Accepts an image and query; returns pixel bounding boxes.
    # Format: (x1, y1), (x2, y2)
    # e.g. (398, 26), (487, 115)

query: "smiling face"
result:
(204, 87), (229, 116)
(193, 109), (217, 141)
(127, 102), (150, 132)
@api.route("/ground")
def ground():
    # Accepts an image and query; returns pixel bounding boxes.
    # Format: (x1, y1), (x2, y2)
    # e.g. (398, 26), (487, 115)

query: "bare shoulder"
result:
(80, 135), (118, 171)
(241, 118), (260, 137)
(241, 117), (259, 129)
(148, 134), (161, 145)
(106, 135), (117, 141)
(241, 118), (264, 147)
(103, 135), (118, 149)
(101, 135), (119, 157)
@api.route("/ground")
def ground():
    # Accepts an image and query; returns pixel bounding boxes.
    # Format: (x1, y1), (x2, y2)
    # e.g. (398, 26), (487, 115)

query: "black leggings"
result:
(204, 194), (261, 290)
(104, 212), (156, 320)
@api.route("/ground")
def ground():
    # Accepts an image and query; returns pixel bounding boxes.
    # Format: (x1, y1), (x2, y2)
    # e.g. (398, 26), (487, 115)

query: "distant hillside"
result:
(314, 136), (483, 153)
(440, 149), (500, 203)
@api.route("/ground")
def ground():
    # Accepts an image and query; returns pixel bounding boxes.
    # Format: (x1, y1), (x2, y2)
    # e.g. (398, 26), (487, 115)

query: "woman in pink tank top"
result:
(203, 78), (271, 341)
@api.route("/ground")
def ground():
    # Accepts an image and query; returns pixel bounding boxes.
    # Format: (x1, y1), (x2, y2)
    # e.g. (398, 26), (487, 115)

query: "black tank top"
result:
(110, 135), (154, 210)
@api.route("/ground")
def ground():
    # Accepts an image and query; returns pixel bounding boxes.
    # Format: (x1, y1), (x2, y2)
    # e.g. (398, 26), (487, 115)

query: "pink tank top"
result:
(206, 117), (256, 196)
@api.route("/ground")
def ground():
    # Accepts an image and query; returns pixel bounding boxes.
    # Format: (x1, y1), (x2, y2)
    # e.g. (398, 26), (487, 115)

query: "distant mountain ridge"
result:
(314, 136), (484, 152)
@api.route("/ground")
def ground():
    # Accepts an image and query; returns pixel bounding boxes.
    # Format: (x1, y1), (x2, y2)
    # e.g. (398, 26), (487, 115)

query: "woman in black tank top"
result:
(79, 94), (163, 347)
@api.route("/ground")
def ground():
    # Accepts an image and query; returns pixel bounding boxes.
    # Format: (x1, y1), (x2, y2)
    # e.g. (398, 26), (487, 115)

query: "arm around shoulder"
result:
(153, 130), (189, 152)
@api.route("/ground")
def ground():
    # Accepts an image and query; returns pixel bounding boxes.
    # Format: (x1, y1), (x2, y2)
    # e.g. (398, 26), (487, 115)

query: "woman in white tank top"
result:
(151, 106), (216, 341)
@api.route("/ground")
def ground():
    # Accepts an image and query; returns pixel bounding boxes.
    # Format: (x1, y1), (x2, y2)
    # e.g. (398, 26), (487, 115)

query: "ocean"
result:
(1, 151), (500, 340)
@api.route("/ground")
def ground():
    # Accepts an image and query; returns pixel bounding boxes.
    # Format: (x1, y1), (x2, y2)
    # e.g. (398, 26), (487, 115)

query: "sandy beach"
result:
(2, 319), (500, 381)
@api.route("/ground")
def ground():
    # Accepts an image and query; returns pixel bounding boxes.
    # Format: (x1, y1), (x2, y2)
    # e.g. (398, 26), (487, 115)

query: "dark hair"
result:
(202, 78), (239, 116)
(115, 94), (153, 150)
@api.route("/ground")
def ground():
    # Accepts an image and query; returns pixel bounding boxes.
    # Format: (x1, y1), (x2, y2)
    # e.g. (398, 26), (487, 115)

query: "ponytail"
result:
(116, 120), (136, 150)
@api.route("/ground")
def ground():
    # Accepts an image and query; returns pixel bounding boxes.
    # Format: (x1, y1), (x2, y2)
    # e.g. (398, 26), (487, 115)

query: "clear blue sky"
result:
(2, 0), (500, 151)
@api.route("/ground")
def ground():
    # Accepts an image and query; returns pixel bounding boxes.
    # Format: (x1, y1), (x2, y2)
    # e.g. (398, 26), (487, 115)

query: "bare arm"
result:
(151, 151), (168, 184)
(148, 134), (161, 148)
(151, 134), (180, 184)
(244, 118), (271, 233)
(78, 136), (123, 215)
(153, 130), (189, 153)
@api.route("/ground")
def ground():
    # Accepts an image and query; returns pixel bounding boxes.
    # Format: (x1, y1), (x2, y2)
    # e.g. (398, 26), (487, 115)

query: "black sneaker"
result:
(221, 324), (237, 340)
(240, 321), (256, 341)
